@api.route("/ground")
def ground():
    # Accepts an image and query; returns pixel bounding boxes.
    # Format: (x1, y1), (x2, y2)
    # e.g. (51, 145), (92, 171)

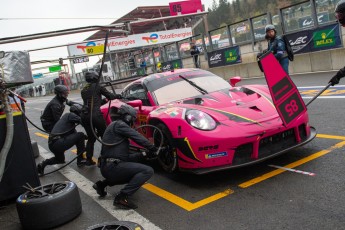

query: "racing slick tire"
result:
(154, 123), (178, 173)
(87, 221), (144, 230)
(16, 181), (82, 230)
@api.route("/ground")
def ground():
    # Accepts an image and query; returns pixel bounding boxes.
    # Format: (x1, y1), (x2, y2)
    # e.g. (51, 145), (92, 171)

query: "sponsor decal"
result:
(205, 151), (228, 159)
(138, 115), (147, 122)
(198, 145), (219, 151)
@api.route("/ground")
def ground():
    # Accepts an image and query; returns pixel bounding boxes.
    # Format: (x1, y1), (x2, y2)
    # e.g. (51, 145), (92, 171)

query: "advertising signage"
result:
(161, 59), (183, 72)
(68, 28), (193, 56)
(285, 23), (341, 55)
(207, 46), (241, 68)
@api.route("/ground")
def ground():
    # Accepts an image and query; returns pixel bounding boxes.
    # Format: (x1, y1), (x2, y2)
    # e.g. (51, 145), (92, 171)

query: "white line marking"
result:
(38, 145), (162, 230)
(268, 165), (316, 176)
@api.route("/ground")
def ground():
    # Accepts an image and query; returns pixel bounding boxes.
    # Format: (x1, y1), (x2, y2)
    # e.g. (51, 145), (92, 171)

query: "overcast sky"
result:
(0, 0), (213, 73)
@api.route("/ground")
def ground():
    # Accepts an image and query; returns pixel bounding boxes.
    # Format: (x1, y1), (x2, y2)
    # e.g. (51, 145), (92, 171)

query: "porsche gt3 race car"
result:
(100, 68), (316, 174)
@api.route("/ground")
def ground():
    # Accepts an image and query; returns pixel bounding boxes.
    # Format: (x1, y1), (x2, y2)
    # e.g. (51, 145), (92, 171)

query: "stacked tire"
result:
(16, 181), (82, 230)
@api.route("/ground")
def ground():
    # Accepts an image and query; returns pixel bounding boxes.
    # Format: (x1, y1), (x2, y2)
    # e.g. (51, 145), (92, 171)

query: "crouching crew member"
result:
(40, 85), (74, 132)
(37, 104), (87, 175)
(93, 104), (157, 209)
(81, 71), (122, 166)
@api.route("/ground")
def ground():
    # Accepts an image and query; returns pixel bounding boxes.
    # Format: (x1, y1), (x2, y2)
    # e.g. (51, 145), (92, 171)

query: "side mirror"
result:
(0, 51), (4, 59)
(230, 76), (241, 87)
(127, 99), (143, 111)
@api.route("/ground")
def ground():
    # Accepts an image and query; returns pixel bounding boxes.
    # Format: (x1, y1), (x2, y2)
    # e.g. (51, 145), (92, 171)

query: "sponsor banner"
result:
(68, 28), (193, 56)
(130, 68), (146, 77)
(285, 30), (311, 54)
(260, 53), (306, 127)
(161, 59), (183, 72)
(285, 23), (341, 54)
(311, 23), (342, 52)
(207, 46), (241, 68)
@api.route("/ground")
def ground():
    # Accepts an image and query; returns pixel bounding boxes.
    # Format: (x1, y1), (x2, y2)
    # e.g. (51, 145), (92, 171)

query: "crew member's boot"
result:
(85, 157), (96, 166)
(92, 180), (107, 197)
(36, 161), (47, 176)
(113, 192), (138, 209)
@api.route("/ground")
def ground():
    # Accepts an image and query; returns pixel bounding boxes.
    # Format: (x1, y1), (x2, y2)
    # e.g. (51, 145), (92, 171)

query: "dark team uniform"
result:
(40, 96), (65, 132)
(81, 83), (120, 164)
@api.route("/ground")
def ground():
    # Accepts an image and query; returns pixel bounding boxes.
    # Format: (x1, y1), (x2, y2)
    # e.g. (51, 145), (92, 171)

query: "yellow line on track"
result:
(142, 183), (233, 211)
(238, 140), (345, 188)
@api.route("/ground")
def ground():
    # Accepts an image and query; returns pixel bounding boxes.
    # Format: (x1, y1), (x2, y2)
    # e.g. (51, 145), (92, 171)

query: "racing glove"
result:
(329, 68), (345, 86)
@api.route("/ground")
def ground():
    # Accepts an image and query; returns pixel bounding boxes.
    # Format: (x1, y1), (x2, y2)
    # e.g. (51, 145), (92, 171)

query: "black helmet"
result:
(118, 104), (137, 125)
(70, 104), (82, 116)
(335, 0), (345, 26)
(54, 85), (69, 100)
(85, 71), (99, 83)
(265, 24), (276, 33)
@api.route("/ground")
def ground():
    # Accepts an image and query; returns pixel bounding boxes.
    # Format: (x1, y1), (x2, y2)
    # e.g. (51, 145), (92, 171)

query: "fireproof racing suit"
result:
(81, 83), (121, 161)
(99, 120), (157, 196)
(267, 35), (289, 74)
(40, 96), (65, 132)
(40, 112), (86, 169)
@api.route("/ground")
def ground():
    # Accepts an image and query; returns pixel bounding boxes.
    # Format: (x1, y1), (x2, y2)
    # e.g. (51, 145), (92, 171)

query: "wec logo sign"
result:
(290, 36), (308, 45)
(210, 54), (222, 61)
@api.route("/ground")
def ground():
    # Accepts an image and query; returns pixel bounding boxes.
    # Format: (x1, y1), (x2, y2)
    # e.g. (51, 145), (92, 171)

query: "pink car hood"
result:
(168, 86), (280, 125)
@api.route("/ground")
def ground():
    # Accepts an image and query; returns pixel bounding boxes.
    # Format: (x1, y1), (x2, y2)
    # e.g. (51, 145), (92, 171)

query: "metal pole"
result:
(306, 83), (332, 107)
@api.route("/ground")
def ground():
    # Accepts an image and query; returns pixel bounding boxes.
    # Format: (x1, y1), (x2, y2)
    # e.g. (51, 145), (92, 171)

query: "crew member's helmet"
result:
(54, 85), (69, 100)
(85, 71), (100, 83)
(335, 0), (345, 26)
(70, 104), (83, 116)
(118, 104), (137, 125)
(265, 24), (276, 33)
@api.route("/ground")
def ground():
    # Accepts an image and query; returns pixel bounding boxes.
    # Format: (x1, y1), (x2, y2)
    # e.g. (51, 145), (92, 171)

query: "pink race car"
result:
(101, 68), (316, 174)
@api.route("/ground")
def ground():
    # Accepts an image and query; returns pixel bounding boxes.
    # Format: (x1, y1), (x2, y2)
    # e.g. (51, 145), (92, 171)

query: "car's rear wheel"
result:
(153, 123), (178, 173)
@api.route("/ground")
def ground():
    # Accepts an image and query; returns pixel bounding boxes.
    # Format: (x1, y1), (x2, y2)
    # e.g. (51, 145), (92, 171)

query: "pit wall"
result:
(181, 27), (345, 81)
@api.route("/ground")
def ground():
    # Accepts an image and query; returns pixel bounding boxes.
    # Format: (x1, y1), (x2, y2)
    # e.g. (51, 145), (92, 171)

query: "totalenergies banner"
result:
(68, 28), (193, 56)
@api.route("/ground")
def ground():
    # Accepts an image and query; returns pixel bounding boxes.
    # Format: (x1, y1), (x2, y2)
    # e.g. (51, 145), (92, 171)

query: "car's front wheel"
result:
(153, 123), (178, 173)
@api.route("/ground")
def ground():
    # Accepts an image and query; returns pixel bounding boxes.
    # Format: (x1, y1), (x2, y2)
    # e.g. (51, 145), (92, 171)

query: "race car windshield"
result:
(153, 75), (230, 105)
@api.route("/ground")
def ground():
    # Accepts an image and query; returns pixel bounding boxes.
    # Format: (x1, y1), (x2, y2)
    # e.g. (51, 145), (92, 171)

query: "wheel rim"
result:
(153, 128), (177, 172)
(23, 183), (67, 200)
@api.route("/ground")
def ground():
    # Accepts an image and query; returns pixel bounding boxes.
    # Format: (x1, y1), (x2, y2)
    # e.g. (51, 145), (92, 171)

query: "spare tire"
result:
(16, 181), (82, 230)
(87, 221), (144, 230)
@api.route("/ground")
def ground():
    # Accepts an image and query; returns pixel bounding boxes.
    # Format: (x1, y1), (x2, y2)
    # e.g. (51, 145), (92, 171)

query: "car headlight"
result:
(185, 110), (217, 130)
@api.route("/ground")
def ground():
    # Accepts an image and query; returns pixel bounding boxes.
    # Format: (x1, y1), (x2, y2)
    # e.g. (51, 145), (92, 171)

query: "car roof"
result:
(132, 68), (209, 85)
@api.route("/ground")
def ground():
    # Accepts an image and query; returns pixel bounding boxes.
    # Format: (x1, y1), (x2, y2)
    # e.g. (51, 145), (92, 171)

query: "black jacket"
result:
(49, 112), (81, 138)
(81, 83), (120, 115)
(101, 120), (156, 161)
(40, 96), (65, 125)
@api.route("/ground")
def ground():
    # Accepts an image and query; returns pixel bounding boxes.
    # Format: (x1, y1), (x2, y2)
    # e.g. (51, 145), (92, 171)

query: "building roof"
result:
(85, 6), (171, 40)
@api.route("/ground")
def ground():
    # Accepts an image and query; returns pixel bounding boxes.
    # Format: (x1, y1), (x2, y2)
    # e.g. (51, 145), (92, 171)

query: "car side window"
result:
(124, 84), (150, 106)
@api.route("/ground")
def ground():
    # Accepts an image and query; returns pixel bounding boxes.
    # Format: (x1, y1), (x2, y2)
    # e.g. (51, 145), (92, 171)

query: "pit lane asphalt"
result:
(3, 71), (345, 230)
